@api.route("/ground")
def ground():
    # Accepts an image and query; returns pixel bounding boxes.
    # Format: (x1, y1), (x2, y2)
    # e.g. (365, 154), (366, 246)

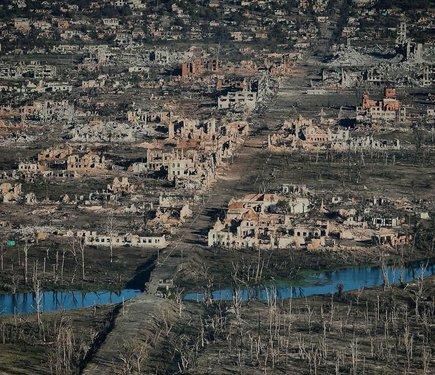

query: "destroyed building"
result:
(66, 152), (108, 173)
(0, 182), (22, 203)
(356, 87), (407, 123)
(268, 114), (401, 152)
(209, 186), (414, 251)
(68, 119), (137, 143)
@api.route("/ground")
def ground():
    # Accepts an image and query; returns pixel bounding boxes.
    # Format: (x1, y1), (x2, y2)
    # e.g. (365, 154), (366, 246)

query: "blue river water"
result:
(0, 260), (433, 316)
(183, 260), (434, 302)
(0, 289), (141, 316)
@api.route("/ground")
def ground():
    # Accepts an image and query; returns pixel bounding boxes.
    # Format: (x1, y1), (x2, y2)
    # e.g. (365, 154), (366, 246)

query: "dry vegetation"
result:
(175, 244), (433, 291)
(0, 305), (116, 375)
(0, 239), (157, 293)
(144, 278), (434, 374)
(1, 277), (433, 374)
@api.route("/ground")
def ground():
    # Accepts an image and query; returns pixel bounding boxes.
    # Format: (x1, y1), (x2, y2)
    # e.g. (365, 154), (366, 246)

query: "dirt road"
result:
(82, 2), (351, 371)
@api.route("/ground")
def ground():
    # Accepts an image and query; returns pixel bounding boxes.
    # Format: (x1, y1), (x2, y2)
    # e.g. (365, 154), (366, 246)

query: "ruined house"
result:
(268, 115), (348, 152)
(69, 119), (136, 143)
(70, 230), (168, 249)
(208, 187), (413, 251)
(66, 152), (108, 173)
(107, 177), (136, 194)
(218, 90), (257, 111)
(372, 229), (411, 247)
(269, 114), (400, 152)
(396, 21), (424, 63)
(357, 88), (406, 122)
(145, 116), (249, 189)
(147, 194), (193, 231)
(0, 182), (22, 203)
(147, 147), (217, 188)
(18, 162), (47, 174)
(180, 58), (218, 78)
(19, 100), (74, 123)
(208, 193), (321, 250)
(38, 146), (74, 162)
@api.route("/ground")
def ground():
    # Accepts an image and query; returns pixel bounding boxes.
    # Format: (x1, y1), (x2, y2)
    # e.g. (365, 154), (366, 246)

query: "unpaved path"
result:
(82, 1), (349, 370)
(82, 72), (313, 373)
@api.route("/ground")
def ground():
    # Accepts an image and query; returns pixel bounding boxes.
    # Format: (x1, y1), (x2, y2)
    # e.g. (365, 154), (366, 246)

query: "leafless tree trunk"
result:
(32, 270), (42, 325)
(0, 244), (4, 271)
(78, 240), (86, 280)
(119, 339), (149, 374)
(55, 249), (59, 282)
(23, 241), (29, 285)
(106, 214), (115, 263)
(61, 249), (66, 282)
(379, 253), (389, 289)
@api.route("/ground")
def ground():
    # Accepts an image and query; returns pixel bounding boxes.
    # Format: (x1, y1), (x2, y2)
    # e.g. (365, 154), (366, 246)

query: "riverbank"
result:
(175, 242), (434, 292)
(0, 242), (157, 294)
(0, 288), (141, 316)
(1, 254), (432, 316)
(0, 249), (158, 316)
(183, 258), (435, 302)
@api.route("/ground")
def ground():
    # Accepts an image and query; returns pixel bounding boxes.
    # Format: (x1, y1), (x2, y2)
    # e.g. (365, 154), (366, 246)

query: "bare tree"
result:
(23, 240), (30, 285)
(106, 214), (115, 263)
(32, 268), (42, 325)
(118, 339), (149, 374)
(0, 243), (5, 271)
(78, 239), (86, 280)
(47, 317), (75, 374)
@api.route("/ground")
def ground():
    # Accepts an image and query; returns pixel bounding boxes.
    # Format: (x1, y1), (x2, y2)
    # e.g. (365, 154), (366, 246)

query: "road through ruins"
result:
(82, 19), (340, 371)
(1, 0), (434, 374)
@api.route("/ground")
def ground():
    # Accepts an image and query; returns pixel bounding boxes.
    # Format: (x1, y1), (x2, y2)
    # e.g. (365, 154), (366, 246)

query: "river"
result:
(0, 288), (141, 316)
(0, 260), (433, 316)
(183, 259), (434, 302)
